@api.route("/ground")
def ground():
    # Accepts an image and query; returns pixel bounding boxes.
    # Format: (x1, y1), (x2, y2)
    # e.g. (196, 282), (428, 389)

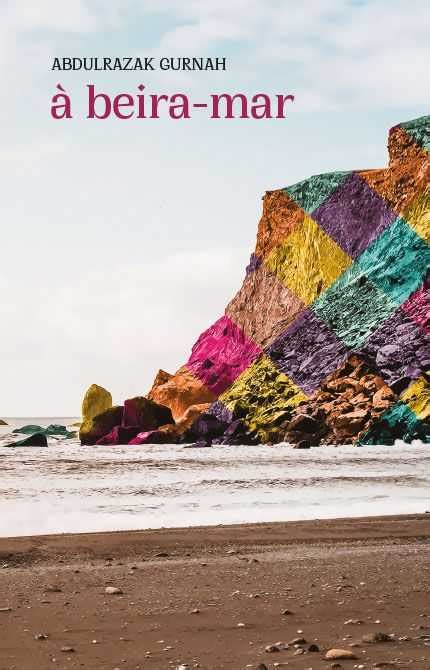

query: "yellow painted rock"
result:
(79, 384), (113, 444)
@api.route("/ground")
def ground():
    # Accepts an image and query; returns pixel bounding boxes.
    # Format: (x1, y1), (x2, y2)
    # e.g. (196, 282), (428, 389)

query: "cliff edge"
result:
(83, 116), (429, 446)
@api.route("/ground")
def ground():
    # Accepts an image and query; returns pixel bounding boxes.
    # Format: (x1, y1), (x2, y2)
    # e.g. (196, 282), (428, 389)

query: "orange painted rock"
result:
(148, 366), (215, 421)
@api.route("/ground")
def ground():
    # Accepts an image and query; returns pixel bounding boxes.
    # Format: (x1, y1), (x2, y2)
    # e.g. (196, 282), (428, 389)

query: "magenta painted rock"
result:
(187, 315), (261, 395)
(96, 425), (141, 445)
(128, 429), (177, 445)
(402, 274), (430, 334)
(122, 396), (173, 430)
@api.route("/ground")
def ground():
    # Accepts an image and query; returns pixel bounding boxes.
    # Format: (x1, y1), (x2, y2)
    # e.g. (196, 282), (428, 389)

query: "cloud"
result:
(140, 0), (430, 108)
(1, 0), (98, 33)
(0, 248), (249, 414)
(0, 141), (66, 175)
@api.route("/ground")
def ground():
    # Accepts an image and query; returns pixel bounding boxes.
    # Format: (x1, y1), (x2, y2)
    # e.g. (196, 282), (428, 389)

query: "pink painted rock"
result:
(95, 425), (141, 445)
(187, 315), (261, 395)
(128, 425), (178, 445)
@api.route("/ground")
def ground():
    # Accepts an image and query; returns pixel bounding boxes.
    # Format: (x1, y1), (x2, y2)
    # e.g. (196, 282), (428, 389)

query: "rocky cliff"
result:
(83, 116), (430, 446)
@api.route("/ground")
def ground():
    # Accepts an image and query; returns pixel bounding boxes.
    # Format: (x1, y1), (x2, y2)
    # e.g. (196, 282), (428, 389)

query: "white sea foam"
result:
(0, 418), (429, 537)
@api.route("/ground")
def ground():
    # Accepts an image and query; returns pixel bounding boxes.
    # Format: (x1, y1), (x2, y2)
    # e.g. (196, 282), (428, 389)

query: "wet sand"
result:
(0, 514), (430, 669)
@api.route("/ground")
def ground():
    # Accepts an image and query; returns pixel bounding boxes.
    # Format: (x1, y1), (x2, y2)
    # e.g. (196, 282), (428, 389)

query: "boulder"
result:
(122, 396), (173, 430)
(12, 425), (76, 439)
(359, 401), (430, 445)
(81, 383), (112, 420)
(128, 425), (179, 445)
(293, 440), (311, 449)
(285, 354), (398, 444)
(150, 369), (173, 389)
(214, 419), (258, 446)
(95, 425), (141, 445)
(286, 414), (321, 434)
(79, 384), (113, 444)
(219, 355), (307, 443)
(183, 412), (229, 444)
(148, 366), (215, 420)
(0, 419), (8, 426)
(175, 403), (212, 434)
(80, 406), (124, 445)
(5, 432), (48, 448)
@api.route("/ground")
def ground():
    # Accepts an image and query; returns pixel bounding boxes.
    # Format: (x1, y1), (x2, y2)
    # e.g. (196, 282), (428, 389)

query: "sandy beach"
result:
(1, 514), (429, 669)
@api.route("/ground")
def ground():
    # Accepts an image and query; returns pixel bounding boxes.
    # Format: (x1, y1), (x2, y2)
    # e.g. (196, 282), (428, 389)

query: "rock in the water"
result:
(12, 424), (76, 439)
(183, 411), (229, 445)
(122, 396), (173, 430)
(128, 425), (178, 445)
(5, 433), (48, 448)
(148, 366), (215, 421)
(0, 419), (8, 426)
(79, 384), (113, 444)
(175, 403), (212, 433)
(293, 440), (311, 449)
(80, 406), (124, 446)
(95, 425), (141, 446)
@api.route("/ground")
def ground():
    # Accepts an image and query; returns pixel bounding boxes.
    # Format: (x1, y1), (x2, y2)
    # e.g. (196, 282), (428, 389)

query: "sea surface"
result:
(0, 417), (429, 537)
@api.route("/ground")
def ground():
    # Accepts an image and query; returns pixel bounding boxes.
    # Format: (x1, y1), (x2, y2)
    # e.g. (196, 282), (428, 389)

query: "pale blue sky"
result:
(1, 0), (429, 415)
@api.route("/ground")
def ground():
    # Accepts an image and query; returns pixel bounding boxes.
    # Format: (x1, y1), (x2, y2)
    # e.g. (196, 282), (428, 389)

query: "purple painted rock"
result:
(214, 419), (257, 446)
(312, 172), (396, 258)
(184, 412), (229, 442)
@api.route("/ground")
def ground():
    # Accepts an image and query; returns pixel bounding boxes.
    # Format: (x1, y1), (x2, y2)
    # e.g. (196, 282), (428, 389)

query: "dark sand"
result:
(0, 515), (429, 669)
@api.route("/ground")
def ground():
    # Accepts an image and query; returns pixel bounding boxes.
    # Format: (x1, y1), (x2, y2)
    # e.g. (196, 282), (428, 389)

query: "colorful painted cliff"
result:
(81, 116), (430, 446)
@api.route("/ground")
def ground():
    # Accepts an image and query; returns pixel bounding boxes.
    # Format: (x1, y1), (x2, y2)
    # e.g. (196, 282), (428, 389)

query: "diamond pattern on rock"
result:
(353, 216), (430, 307)
(358, 307), (429, 390)
(187, 315), (262, 396)
(284, 171), (350, 213)
(265, 214), (352, 305)
(312, 264), (397, 349)
(219, 355), (307, 442)
(312, 172), (396, 258)
(267, 309), (349, 395)
(403, 187), (430, 243)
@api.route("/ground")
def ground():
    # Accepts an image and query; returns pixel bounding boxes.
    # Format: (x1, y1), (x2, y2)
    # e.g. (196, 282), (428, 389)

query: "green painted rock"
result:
(359, 402), (430, 445)
(13, 424), (76, 439)
(4, 433), (48, 448)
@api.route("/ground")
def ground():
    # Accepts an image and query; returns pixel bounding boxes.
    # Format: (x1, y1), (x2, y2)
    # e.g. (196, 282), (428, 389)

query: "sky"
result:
(1, 0), (429, 416)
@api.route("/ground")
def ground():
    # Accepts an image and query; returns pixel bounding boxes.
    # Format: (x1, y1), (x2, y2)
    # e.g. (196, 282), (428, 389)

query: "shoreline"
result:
(1, 515), (430, 669)
(1, 513), (430, 566)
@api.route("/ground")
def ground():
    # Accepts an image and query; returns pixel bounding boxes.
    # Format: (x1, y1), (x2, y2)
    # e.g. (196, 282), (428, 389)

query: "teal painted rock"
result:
(4, 433), (48, 448)
(284, 171), (351, 214)
(355, 217), (430, 307)
(401, 116), (430, 152)
(13, 424), (76, 439)
(359, 402), (430, 445)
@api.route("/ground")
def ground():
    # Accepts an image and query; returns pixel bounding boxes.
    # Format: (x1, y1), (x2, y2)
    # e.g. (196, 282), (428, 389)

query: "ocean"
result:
(0, 418), (429, 537)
